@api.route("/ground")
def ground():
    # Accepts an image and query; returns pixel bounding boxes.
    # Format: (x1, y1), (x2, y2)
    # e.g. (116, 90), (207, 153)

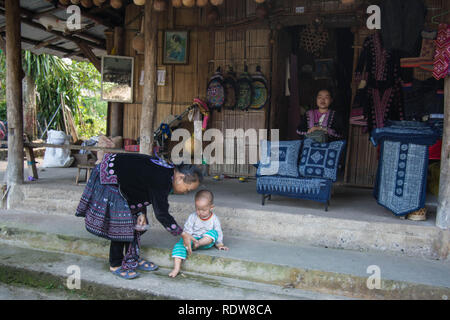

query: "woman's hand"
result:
(308, 126), (320, 134)
(181, 232), (197, 255)
(137, 214), (147, 226)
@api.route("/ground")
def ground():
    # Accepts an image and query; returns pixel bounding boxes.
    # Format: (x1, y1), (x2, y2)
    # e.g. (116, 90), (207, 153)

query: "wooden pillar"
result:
(110, 26), (125, 138)
(140, 0), (158, 155)
(437, 77), (450, 230)
(5, 0), (24, 185)
(22, 75), (37, 140)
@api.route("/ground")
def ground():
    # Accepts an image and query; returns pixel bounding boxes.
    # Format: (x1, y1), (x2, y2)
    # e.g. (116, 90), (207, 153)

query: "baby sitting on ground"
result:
(169, 189), (228, 278)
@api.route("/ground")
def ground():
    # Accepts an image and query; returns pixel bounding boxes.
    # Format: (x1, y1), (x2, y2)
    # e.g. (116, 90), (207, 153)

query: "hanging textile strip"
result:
(433, 24), (450, 80)
(372, 88), (393, 129)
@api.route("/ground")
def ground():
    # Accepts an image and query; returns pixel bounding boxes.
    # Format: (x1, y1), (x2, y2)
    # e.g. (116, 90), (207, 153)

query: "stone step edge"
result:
(0, 225), (448, 300)
(0, 263), (174, 300)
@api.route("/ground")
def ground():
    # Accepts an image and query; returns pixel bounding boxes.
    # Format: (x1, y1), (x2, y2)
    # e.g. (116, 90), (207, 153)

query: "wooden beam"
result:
(140, 0), (158, 156)
(0, 31), (76, 56)
(76, 41), (101, 72)
(33, 35), (61, 49)
(0, 8), (106, 51)
(22, 142), (137, 154)
(5, 0), (24, 185)
(437, 76), (450, 230)
(43, 0), (117, 29)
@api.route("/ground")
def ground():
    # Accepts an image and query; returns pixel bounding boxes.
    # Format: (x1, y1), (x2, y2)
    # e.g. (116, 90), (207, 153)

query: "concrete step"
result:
(11, 183), (450, 260)
(0, 211), (449, 300)
(0, 244), (347, 300)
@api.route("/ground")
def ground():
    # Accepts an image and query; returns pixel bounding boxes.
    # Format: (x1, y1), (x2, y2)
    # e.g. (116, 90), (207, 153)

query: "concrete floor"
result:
(0, 158), (439, 227)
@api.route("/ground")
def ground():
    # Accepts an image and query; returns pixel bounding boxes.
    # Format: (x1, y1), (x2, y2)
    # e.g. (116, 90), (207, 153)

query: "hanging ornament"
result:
(196, 0), (208, 7)
(110, 0), (123, 9)
(210, 0), (224, 6)
(299, 22), (329, 57)
(133, 15), (145, 54)
(154, 0), (167, 11)
(80, 0), (93, 8)
(93, 0), (107, 6)
(207, 6), (219, 23)
(182, 0), (195, 7)
(172, 0), (183, 8)
(133, 0), (146, 5)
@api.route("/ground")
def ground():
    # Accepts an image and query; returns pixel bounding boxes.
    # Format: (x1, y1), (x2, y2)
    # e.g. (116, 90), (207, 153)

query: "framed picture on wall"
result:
(313, 58), (334, 80)
(163, 30), (189, 65)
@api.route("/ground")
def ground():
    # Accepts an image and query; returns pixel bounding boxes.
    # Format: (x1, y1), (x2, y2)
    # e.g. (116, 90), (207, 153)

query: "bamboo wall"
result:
(122, 4), (214, 141)
(118, 0), (449, 180)
(120, 1), (273, 177)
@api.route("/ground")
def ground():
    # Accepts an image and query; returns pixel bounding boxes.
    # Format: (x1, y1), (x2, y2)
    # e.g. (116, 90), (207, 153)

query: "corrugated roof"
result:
(0, 0), (129, 61)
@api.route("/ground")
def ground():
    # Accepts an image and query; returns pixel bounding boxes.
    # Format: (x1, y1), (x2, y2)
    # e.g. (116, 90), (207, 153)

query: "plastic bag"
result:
(42, 130), (74, 168)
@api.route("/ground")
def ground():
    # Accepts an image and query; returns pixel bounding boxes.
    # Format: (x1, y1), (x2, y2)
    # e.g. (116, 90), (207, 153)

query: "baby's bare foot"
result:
(169, 268), (180, 278)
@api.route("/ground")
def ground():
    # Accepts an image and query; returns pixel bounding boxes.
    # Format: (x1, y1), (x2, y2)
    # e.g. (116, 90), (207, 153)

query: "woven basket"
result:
(407, 208), (427, 221)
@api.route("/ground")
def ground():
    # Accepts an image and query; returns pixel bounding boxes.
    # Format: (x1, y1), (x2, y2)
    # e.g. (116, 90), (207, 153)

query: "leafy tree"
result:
(0, 50), (106, 140)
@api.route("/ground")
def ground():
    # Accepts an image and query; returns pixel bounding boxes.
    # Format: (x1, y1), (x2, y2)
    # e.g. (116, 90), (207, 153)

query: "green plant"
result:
(0, 50), (106, 140)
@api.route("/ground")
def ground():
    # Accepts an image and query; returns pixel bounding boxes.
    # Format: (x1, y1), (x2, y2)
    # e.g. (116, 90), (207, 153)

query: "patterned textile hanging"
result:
(352, 32), (404, 131)
(433, 23), (450, 80)
(299, 23), (329, 57)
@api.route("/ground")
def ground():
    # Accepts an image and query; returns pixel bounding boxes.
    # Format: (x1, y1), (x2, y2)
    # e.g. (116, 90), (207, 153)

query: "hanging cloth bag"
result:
(249, 66), (269, 110)
(206, 67), (226, 112)
(236, 66), (253, 111)
(223, 67), (238, 110)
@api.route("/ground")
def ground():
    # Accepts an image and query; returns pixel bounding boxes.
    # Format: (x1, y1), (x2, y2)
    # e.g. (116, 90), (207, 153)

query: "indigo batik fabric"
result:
(371, 122), (439, 216)
(299, 139), (346, 182)
(258, 140), (302, 178)
(374, 141), (429, 216)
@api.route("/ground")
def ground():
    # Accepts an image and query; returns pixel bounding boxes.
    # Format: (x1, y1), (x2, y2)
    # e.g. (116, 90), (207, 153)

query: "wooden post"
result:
(140, 0), (158, 155)
(436, 77), (450, 230)
(110, 26), (124, 138)
(22, 74), (37, 140)
(5, 0), (24, 185)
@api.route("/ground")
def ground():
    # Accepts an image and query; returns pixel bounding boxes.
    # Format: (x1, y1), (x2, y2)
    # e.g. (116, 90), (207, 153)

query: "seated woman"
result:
(296, 89), (345, 142)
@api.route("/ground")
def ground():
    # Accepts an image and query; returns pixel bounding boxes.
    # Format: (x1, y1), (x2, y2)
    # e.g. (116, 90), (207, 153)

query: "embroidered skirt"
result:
(75, 165), (137, 242)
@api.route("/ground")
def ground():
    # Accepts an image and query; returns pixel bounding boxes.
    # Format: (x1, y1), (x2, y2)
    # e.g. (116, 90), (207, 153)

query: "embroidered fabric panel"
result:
(299, 139), (346, 182)
(99, 153), (118, 185)
(257, 176), (327, 195)
(433, 24), (450, 80)
(258, 140), (302, 178)
(376, 141), (429, 216)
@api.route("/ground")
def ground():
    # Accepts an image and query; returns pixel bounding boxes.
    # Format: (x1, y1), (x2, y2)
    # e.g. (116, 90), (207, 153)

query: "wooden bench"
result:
(4, 141), (138, 182)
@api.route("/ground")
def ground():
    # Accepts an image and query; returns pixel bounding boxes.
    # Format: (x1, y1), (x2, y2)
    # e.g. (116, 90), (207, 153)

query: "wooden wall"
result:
(117, 0), (449, 180)
(120, 1), (273, 177)
(122, 4), (214, 141)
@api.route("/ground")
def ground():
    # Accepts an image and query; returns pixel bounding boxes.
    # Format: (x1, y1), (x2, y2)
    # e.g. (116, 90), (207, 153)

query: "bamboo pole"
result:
(140, 0), (158, 155)
(5, 0), (24, 185)
(436, 76), (450, 230)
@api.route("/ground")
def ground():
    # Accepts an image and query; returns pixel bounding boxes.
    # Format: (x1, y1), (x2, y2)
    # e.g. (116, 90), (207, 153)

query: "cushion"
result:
(299, 139), (346, 182)
(257, 140), (302, 178)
